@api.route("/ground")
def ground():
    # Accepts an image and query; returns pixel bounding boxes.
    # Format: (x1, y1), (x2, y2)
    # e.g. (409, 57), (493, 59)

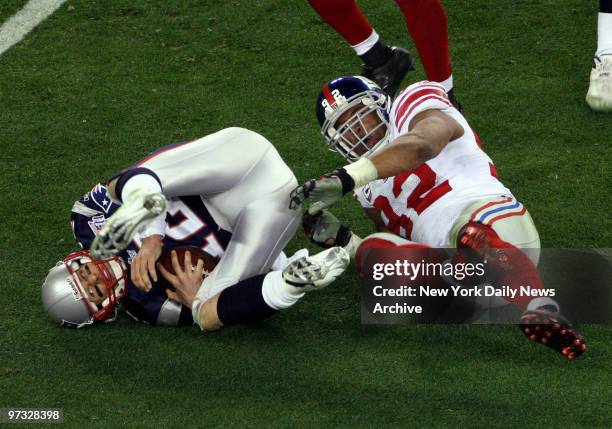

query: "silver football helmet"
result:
(42, 250), (128, 328)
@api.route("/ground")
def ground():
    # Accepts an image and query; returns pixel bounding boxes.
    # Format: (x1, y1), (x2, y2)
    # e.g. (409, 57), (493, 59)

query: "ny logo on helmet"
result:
(321, 89), (344, 110)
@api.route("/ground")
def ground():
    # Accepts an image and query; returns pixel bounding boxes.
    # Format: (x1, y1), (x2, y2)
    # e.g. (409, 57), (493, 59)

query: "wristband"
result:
(333, 168), (356, 195)
(344, 157), (378, 188)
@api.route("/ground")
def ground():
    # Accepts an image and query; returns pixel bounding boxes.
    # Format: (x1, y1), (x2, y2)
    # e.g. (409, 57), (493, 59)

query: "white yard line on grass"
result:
(0, 0), (67, 56)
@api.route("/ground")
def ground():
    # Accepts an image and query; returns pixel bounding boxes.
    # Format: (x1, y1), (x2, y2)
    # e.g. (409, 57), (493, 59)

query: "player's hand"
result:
(302, 210), (352, 248)
(157, 250), (204, 309)
(131, 234), (163, 291)
(289, 168), (356, 213)
(290, 176), (343, 214)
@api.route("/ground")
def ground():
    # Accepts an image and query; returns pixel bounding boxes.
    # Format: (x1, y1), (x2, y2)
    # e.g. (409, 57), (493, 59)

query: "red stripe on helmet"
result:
(322, 84), (336, 106)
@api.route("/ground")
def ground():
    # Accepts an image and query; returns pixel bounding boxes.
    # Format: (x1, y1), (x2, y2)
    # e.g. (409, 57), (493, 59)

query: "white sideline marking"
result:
(0, 0), (67, 56)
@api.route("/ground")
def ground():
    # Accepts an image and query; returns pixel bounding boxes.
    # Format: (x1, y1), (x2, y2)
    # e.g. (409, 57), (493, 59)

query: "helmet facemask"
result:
(65, 250), (127, 322)
(321, 90), (391, 162)
(41, 250), (128, 328)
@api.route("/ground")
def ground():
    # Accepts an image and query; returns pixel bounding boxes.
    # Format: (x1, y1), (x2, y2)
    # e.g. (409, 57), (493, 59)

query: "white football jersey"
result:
(353, 81), (512, 247)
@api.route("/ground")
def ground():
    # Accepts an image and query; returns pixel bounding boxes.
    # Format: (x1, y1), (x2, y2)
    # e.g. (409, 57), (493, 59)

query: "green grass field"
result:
(1, 0), (611, 427)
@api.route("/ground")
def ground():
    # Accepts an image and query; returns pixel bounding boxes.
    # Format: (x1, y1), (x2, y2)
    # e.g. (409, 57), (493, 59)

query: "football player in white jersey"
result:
(290, 77), (586, 359)
(42, 127), (349, 330)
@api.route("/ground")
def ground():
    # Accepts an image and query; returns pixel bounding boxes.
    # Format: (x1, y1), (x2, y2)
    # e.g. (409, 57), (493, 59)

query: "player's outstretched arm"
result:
(369, 109), (464, 179)
(290, 109), (463, 213)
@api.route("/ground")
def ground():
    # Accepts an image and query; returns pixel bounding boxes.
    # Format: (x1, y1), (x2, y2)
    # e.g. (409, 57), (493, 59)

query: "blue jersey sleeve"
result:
(70, 183), (120, 249)
(70, 183), (138, 263)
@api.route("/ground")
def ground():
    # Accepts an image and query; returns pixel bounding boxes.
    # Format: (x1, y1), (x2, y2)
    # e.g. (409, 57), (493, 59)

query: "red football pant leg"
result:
(308, 0), (373, 45)
(394, 0), (452, 83)
(355, 235), (430, 274)
(458, 223), (545, 311)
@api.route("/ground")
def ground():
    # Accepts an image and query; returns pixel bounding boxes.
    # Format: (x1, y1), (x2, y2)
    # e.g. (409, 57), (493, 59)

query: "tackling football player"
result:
(42, 127), (349, 330)
(290, 77), (587, 359)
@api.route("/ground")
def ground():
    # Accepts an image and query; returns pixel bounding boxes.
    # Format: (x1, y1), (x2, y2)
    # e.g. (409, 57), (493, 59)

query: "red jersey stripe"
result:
(136, 140), (195, 166)
(394, 87), (448, 127)
(395, 82), (446, 108)
(396, 95), (452, 130)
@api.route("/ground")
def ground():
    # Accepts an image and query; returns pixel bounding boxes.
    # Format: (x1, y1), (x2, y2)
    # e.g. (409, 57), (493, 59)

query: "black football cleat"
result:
(520, 310), (587, 360)
(363, 47), (414, 97)
(446, 88), (465, 115)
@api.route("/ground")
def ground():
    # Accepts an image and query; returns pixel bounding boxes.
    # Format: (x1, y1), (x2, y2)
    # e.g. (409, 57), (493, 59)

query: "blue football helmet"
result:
(316, 76), (392, 162)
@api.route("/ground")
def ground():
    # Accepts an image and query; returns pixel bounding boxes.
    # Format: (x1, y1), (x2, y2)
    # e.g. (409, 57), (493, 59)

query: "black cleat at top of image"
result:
(363, 46), (415, 97)
(520, 310), (587, 361)
(446, 88), (465, 115)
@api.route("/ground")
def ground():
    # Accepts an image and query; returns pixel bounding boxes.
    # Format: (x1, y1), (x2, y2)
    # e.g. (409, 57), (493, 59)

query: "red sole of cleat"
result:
(519, 310), (587, 360)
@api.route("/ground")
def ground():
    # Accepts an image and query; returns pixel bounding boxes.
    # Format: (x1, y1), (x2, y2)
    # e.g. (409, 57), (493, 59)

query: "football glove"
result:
(302, 210), (353, 249)
(289, 168), (355, 214)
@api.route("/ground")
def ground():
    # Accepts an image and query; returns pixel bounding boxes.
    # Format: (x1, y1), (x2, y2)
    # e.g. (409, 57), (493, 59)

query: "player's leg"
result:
(449, 197), (540, 264)
(196, 247), (350, 330)
(194, 138), (302, 296)
(450, 198), (586, 359)
(91, 128), (280, 258)
(307, 0), (372, 47)
(196, 182), (301, 303)
(307, 0), (414, 95)
(587, 0), (612, 112)
(393, 0), (459, 108)
(354, 232), (432, 274)
(450, 197), (544, 311)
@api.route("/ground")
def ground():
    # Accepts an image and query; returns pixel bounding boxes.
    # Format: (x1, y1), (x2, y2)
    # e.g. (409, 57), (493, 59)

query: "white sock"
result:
(261, 271), (304, 310)
(121, 174), (162, 203)
(352, 30), (380, 56)
(439, 74), (454, 93)
(269, 251), (288, 272)
(596, 12), (612, 57)
(527, 297), (560, 313)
